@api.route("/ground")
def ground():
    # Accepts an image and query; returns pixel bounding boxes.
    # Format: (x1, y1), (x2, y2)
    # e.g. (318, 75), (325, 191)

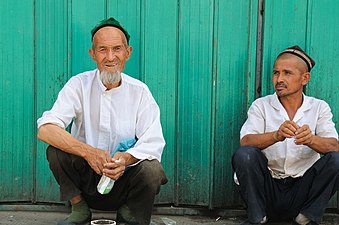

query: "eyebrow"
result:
(272, 69), (293, 73)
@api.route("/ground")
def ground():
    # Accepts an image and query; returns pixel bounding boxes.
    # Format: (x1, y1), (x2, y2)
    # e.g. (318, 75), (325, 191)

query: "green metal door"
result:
(1, 0), (338, 209)
(0, 0), (35, 202)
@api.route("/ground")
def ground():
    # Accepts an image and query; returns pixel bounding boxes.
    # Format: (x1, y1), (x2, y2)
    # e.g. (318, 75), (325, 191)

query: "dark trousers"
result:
(46, 145), (168, 225)
(232, 146), (339, 224)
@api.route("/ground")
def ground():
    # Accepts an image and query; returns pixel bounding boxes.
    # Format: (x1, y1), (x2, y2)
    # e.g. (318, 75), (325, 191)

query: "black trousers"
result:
(46, 145), (168, 225)
(232, 146), (339, 224)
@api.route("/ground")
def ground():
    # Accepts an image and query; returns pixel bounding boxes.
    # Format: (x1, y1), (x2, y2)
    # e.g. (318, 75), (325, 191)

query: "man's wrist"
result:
(121, 152), (138, 166)
(308, 135), (314, 146)
(273, 131), (279, 142)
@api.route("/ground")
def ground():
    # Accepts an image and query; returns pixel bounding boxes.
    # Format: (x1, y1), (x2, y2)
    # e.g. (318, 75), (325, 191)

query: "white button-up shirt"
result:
(37, 69), (165, 162)
(240, 93), (338, 178)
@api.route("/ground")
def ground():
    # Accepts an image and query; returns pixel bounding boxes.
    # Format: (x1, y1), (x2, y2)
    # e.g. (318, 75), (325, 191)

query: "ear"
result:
(88, 48), (96, 61)
(302, 72), (311, 85)
(125, 46), (132, 60)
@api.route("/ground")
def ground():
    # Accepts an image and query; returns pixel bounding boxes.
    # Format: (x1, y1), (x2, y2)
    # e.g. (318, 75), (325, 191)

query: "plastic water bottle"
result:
(97, 158), (121, 194)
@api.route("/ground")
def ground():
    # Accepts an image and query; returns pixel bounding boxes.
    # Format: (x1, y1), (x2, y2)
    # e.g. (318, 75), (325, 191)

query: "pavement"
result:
(0, 206), (339, 225)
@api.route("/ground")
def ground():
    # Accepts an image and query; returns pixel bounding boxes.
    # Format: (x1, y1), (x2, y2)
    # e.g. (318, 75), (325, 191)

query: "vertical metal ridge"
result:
(67, 0), (72, 79)
(32, 0), (37, 204)
(174, 0), (180, 207)
(255, 0), (264, 99)
(140, 0), (145, 82)
(246, 0), (259, 108)
(209, 0), (217, 210)
(304, 0), (312, 95)
(105, 0), (108, 19)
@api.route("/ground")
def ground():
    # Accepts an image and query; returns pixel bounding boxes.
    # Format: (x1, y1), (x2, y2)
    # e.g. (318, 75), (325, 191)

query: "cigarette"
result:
(114, 157), (122, 163)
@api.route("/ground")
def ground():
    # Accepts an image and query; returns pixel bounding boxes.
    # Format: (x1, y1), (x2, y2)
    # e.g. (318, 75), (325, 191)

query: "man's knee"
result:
(232, 146), (262, 167)
(46, 145), (57, 162)
(325, 151), (339, 171)
(134, 160), (168, 191)
(46, 145), (87, 172)
(46, 145), (64, 172)
(46, 145), (70, 166)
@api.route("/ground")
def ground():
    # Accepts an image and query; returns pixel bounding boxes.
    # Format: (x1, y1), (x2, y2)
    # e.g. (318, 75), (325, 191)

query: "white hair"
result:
(99, 70), (121, 86)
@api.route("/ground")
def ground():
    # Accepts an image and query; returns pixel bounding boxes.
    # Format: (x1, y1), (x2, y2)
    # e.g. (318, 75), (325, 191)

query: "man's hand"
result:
(294, 125), (314, 145)
(84, 148), (111, 175)
(38, 124), (114, 175)
(102, 152), (128, 180)
(275, 121), (300, 142)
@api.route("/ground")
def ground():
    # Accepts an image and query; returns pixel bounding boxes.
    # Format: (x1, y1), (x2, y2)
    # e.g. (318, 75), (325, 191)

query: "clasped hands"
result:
(85, 149), (127, 180)
(274, 120), (314, 145)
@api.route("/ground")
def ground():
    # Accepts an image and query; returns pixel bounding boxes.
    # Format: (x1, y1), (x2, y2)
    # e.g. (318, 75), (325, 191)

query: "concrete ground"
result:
(0, 209), (339, 225)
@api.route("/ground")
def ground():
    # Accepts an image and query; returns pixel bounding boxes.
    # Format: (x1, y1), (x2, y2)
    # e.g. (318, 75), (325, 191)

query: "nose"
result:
(276, 73), (284, 83)
(107, 49), (116, 61)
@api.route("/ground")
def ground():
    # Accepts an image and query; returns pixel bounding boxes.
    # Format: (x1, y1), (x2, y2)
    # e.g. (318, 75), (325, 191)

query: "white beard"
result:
(99, 70), (121, 86)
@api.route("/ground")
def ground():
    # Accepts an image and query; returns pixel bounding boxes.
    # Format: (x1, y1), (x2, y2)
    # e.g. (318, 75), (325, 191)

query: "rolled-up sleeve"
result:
(37, 77), (82, 129)
(316, 101), (338, 139)
(126, 91), (165, 162)
(240, 100), (265, 140)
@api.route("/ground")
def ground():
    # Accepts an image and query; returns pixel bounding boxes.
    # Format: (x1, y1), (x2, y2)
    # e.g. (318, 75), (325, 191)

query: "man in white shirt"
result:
(232, 45), (339, 225)
(37, 17), (167, 225)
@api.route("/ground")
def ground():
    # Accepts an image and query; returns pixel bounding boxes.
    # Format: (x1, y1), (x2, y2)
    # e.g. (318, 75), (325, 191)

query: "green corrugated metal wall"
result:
(0, 0), (35, 202)
(0, 0), (338, 209)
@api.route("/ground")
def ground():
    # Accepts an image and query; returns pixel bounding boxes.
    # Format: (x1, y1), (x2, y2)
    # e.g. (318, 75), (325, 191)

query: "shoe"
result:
(240, 220), (261, 225)
(240, 216), (267, 225)
(57, 212), (92, 225)
(291, 220), (318, 225)
(116, 204), (139, 225)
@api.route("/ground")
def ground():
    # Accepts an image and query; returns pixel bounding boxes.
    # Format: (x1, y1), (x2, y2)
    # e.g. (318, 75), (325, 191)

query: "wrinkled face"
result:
(89, 26), (132, 73)
(272, 54), (310, 98)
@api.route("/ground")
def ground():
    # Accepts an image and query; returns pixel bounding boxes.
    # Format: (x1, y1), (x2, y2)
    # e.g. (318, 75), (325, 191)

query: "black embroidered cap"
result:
(277, 45), (315, 71)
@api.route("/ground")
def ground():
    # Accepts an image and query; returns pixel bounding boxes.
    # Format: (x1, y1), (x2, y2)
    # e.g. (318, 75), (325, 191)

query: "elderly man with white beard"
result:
(37, 17), (168, 225)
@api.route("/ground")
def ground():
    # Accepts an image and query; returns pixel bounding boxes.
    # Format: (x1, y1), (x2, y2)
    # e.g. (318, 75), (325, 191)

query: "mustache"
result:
(104, 59), (119, 64)
(275, 82), (287, 88)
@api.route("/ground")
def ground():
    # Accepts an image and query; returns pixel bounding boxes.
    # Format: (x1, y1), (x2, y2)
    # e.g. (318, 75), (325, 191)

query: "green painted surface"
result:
(305, 0), (339, 208)
(177, 0), (214, 206)
(141, 0), (178, 204)
(35, 0), (71, 202)
(0, 0), (35, 201)
(261, 0), (308, 96)
(0, 0), (338, 209)
(212, 0), (258, 208)
(306, 0), (339, 127)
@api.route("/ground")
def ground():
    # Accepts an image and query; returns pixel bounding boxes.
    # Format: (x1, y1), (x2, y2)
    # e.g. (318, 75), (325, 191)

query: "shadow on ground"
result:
(0, 210), (339, 225)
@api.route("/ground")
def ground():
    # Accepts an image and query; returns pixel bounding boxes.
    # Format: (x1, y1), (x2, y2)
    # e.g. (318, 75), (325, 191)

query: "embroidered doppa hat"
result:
(277, 45), (315, 71)
(91, 17), (130, 44)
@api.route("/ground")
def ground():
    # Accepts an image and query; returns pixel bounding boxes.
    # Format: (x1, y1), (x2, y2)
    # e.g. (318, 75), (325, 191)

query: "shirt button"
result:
(103, 93), (106, 96)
